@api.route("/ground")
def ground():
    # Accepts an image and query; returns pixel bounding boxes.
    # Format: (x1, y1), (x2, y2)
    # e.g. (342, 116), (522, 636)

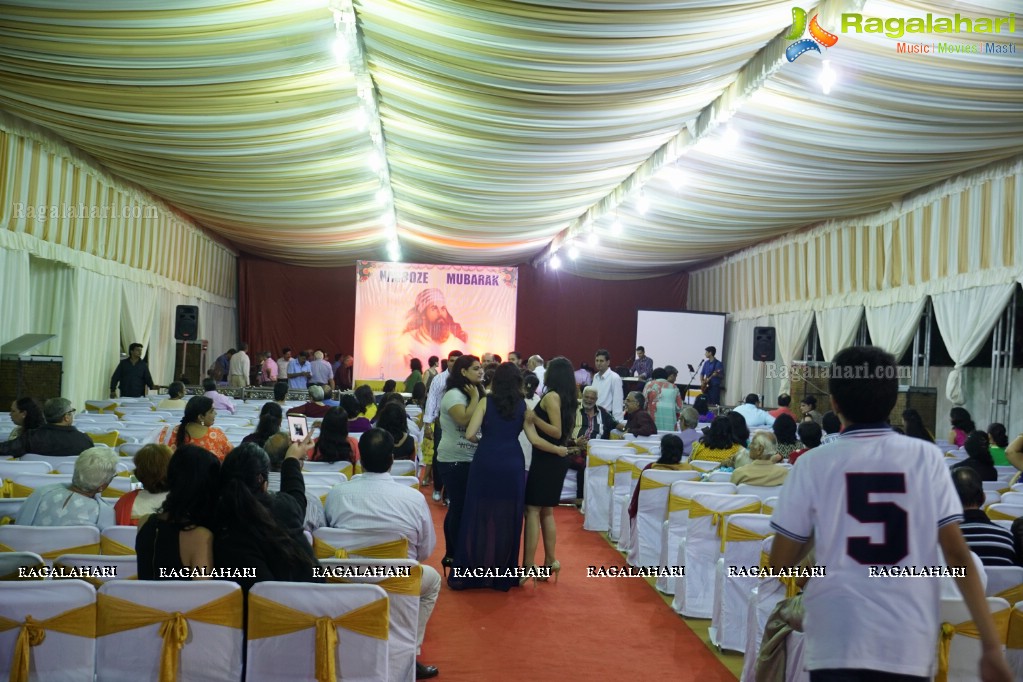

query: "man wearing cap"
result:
(0, 397), (94, 458)
(400, 288), (468, 368)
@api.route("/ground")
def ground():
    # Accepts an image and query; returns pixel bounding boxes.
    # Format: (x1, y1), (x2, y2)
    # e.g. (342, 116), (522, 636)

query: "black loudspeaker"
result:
(174, 305), (199, 341)
(753, 326), (776, 361)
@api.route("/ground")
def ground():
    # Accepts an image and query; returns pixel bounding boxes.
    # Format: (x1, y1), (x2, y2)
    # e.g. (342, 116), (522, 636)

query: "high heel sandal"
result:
(441, 557), (454, 579)
(520, 565), (539, 588)
(545, 560), (561, 584)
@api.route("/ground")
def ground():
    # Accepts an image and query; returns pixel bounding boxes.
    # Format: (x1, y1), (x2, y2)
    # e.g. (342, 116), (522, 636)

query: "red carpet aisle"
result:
(420, 497), (737, 681)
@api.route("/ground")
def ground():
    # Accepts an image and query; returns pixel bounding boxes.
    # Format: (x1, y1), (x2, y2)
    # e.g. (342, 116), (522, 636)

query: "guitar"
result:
(700, 366), (722, 393)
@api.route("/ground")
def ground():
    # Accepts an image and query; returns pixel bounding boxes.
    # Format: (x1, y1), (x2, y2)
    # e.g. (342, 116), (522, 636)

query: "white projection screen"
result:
(635, 310), (726, 385)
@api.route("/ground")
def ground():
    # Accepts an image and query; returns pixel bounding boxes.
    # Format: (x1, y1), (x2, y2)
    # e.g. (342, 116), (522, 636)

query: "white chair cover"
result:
(313, 527), (414, 561)
(246, 582), (390, 682)
(389, 477), (420, 490)
(937, 596), (1010, 682)
(0, 525), (101, 565)
(0, 551), (43, 579)
(560, 469), (577, 503)
(101, 526), (138, 555)
(785, 630), (810, 682)
(741, 538), (788, 682)
(705, 471), (733, 483)
(628, 469), (700, 567)
(983, 481), (1011, 493)
(0, 460), (52, 479)
(103, 477), (138, 498)
(761, 496), (779, 515)
(673, 492), (761, 618)
(54, 554), (138, 583)
(0, 579), (96, 682)
(1008, 600), (1023, 682)
(736, 483), (785, 502)
(390, 460), (417, 477)
(688, 459), (721, 472)
(96, 580), (244, 682)
(0, 498), (26, 524)
(302, 472), (348, 487)
(118, 443), (146, 458)
(320, 558), (420, 682)
(985, 566), (1023, 598)
(11, 472), (74, 495)
(611, 454), (656, 546)
(581, 447), (628, 532)
(657, 481), (736, 595)
(302, 461), (350, 473)
(710, 513), (773, 652)
(999, 492), (1023, 506)
(21, 454), (80, 467)
(987, 503), (1023, 521)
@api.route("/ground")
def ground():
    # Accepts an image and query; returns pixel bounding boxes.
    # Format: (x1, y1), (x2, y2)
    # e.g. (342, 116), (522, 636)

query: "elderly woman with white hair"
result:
(15, 445), (119, 529)
(286, 384), (331, 419)
(729, 431), (789, 486)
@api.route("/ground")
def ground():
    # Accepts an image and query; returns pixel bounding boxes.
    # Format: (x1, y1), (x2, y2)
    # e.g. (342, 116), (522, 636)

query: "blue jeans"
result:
(436, 461), (471, 559)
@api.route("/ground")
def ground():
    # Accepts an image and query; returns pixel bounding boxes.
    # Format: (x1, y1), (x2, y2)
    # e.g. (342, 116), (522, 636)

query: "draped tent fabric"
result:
(0, 249), (30, 349)
(864, 298), (929, 361)
(769, 310), (814, 395)
(815, 306), (864, 363)
(121, 281), (158, 358)
(724, 316), (767, 407)
(931, 284), (1016, 405)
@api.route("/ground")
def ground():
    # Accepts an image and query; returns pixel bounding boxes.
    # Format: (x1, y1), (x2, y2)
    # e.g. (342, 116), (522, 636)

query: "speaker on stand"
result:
(753, 326), (776, 403)
(174, 305), (199, 385)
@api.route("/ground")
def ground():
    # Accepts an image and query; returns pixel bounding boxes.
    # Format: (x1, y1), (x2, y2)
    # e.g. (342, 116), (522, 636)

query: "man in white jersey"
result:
(423, 349), (462, 502)
(769, 346), (1010, 682)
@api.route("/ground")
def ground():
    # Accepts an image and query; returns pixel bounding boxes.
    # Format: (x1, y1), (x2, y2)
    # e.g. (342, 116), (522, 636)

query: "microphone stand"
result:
(684, 359), (705, 405)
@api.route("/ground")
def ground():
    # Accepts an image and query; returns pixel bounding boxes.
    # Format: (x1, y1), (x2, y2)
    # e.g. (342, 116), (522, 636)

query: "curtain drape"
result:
(864, 298), (929, 361)
(120, 280), (158, 357)
(0, 249), (30, 348)
(64, 269), (122, 411)
(28, 257), (74, 359)
(815, 306), (864, 362)
(770, 310), (814, 395)
(724, 316), (767, 407)
(931, 284), (1015, 405)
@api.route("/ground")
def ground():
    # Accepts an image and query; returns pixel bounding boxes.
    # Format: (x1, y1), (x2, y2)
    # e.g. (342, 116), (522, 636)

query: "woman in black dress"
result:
(523, 357), (578, 581)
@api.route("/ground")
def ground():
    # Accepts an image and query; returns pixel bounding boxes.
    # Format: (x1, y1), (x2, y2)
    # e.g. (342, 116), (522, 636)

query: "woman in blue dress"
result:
(448, 362), (567, 591)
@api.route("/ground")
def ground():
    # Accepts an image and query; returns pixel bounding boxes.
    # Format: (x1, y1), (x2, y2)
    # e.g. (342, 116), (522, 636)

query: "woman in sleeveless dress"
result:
(449, 363), (568, 591)
(522, 357), (578, 581)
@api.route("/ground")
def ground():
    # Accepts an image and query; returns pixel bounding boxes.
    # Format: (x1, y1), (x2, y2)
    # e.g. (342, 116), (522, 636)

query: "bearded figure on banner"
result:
(400, 288), (469, 366)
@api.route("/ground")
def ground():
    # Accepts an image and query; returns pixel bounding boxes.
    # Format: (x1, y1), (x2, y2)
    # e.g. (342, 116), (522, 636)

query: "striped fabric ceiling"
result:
(0, 0), (1021, 278)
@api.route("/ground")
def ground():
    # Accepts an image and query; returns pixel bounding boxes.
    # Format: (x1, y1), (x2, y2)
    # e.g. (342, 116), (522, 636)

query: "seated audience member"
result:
(201, 377), (236, 415)
(136, 445), (221, 580)
(324, 429), (441, 680)
(617, 391), (657, 437)
(948, 406), (976, 448)
(242, 402), (284, 447)
(16, 445), (119, 529)
(287, 385), (332, 419)
(629, 434), (693, 519)
(355, 384), (379, 421)
(901, 408), (934, 443)
(376, 401), (416, 460)
(376, 380), (398, 406)
(157, 382), (188, 410)
(341, 393), (373, 433)
(575, 386), (614, 442)
(676, 406), (702, 457)
(161, 396), (232, 461)
(768, 394), (796, 420)
(731, 432), (789, 486)
(952, 431), (998, 481)
(820, 411), (842, 445)
(798, 395), (822, 424)
(727, 411), (750, 449)
(264, 432), (325, 532)
(788, 421), (823, 465)
(113, 444), (172, 526)
(411, 382), (427, 410)
(732, 393), (776, 428)
(0, 397), (93, 459)
(693, 395), (714, 424)
(952, 467), (1018, 566)
(988, 423), (1010, 466)
(690, 417), (742, 464)
(7, 396), (44, 441)
(272, 380), (290, 405)
(213, 441), (319, 592)
(772, 414), (800, 461)
(644, 366), (683, 432)
(311, 407), (356, 464)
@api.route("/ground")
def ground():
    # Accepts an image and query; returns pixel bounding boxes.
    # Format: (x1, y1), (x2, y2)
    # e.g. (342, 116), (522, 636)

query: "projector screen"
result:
(634, 310), (726, 386)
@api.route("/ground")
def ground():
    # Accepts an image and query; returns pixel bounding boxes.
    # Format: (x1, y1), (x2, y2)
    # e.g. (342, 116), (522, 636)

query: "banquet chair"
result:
(101, 525), (138, 555)
(741, 538), (789, 682)
(1008, 600), (1023, 681)
(390, 460), (417, 477)
(10, 472), (73, 497)
(302, 472), (347, 487)
(312, 528), (411, 561)
(736, 483), (784, 502)
(118, 443), (146, 458)
(0, 460), (52, 480)
(984, 491), (1002, 508)
(710, 513), (773, 652)
(305, 484), (336, 506)
(0, 498), (26, 524)
(83, 430), (120, 447)
(688, 459), (721, 473)
(85, 399), (119, 413)
(627, 468), (700, 567)
(246, 582), (390, 682)
(53, 554), (138, 584)
(101, 476), (137, 499)
(302, 460), (352, 475)
(986, 503), (1023, 522)
(581, 445), (628, 532)
(321, 558), (420, 682)
(610, 454), (656, 545)
(761, 496), (778, 516)
(935, 597), (1010, 682)
(0, 525), (101, 565)
(656, 480), (736, 595)
(96, 580), (243, 682)
(0, 550), (44, 579)
(0, 579), (96, 682)
(21, 453), (79, 467)
(999, 492), (1023, 506)
(390, 476), (420, 491)
(705, 471), (733, 483)
(673, 492), (761, 618)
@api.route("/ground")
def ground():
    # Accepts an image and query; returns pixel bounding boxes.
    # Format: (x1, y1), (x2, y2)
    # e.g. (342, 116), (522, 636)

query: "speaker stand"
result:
(180, 342), (188, 384)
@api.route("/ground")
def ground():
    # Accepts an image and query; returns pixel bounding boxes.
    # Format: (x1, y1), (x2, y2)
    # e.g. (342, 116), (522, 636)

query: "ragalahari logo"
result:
(785, 7), (839, 61)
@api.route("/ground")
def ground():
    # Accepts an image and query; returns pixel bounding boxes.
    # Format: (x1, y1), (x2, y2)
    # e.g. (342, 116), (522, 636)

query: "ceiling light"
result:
(586, 231), (599, 247)
(819, 59), (837, 95)
(387, 243), (401, 261)
(354, 108), (369, 131)
(660, 166), (688, 191)
(376, 187), (390, 205)
(550, 254), (561, 270)
(568, 244), (580, 260)
(610, 217), (623, 235)
(332, 36), (350, 65)
(636, 192), (649, 216)
(367, 151), (383, 173)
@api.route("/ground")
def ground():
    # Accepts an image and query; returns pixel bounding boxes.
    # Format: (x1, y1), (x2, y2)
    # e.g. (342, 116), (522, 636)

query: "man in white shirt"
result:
(731, 393), (776, 428)
(769, 346), (1010, 682)
(423, 349), (462, 502)
(591, 348), (624, 422)
(527, 355), (545, 394)
(276, 347), (292, 382)
(324, 429), (441, 680)
(227, 342), (250, 388)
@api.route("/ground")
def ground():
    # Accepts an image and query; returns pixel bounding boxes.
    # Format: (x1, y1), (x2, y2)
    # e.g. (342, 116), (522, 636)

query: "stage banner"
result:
(354, 261), (518, 382)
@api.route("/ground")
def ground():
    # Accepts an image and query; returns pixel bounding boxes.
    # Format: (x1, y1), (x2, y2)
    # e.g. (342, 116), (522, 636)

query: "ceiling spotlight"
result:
(376, 187), (390, 205)
(610, 218), (623, 235)
(636, 192), (649, 216)
(387, 243), (401, 261)
(367, 150), (383, 173)
(354, 108), (369, 132)
(550, 254), (561, 270)
(332, 36), (350, 64)
(721, 126), (741, 150)
(586, 231), (599, 247)
(819, 59), (837, 95)
(661, 166), (688, 191)
(568, 244), (580, 260)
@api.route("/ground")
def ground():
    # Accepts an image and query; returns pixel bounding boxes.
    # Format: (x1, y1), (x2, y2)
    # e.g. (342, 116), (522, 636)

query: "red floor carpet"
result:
(420, 496), (737, 681)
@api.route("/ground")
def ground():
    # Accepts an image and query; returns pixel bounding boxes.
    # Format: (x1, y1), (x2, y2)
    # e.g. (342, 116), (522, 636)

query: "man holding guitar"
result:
(700, 346), (724, 406)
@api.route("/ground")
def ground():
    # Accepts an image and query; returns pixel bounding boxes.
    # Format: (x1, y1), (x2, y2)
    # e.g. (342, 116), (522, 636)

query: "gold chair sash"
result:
(50, 562), (106, 587)
(0, 516), (14, 525)
(101, 487), (126, 499)
(100, 535), (136, 556)
(97, 590), (242, 682)
(313, 536), (409, 561)
(628, 443), (650, 454)
(0, 602), (96, 682)
(1007, 607), (1023, 649)
(639, 476), (669, 491)
(994, 583), (1023, 606)
(760, 503), (774, 515)
(586, 453), (608, 469)
(986, 508), (1020, 522)
(0, 542), (101, 560)
(0, 562), (43, 581)
(247, 593), (389, 682)
(721, 523), (771, 553)
(936, 609), (1010, 682)
(327, 565), (422, 596)
(1, 480), (13, 498)
(758, 550), (799, 598)
(667, 495), (691, 514)
(688, 500), (762, 547)
(10, 483), (33, 498)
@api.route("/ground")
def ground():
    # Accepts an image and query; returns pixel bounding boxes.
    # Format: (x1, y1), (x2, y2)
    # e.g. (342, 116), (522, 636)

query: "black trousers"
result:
(436, 461), (471, 560)
(810, 670), (926, 682)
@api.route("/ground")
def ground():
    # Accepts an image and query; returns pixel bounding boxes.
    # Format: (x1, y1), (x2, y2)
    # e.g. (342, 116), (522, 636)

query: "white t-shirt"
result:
(771, 426), (963, 677)
(436, 389), (477, 463)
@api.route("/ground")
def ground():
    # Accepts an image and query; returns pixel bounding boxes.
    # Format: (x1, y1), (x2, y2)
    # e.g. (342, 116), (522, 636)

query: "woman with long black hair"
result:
(242, 402), (283, 447)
